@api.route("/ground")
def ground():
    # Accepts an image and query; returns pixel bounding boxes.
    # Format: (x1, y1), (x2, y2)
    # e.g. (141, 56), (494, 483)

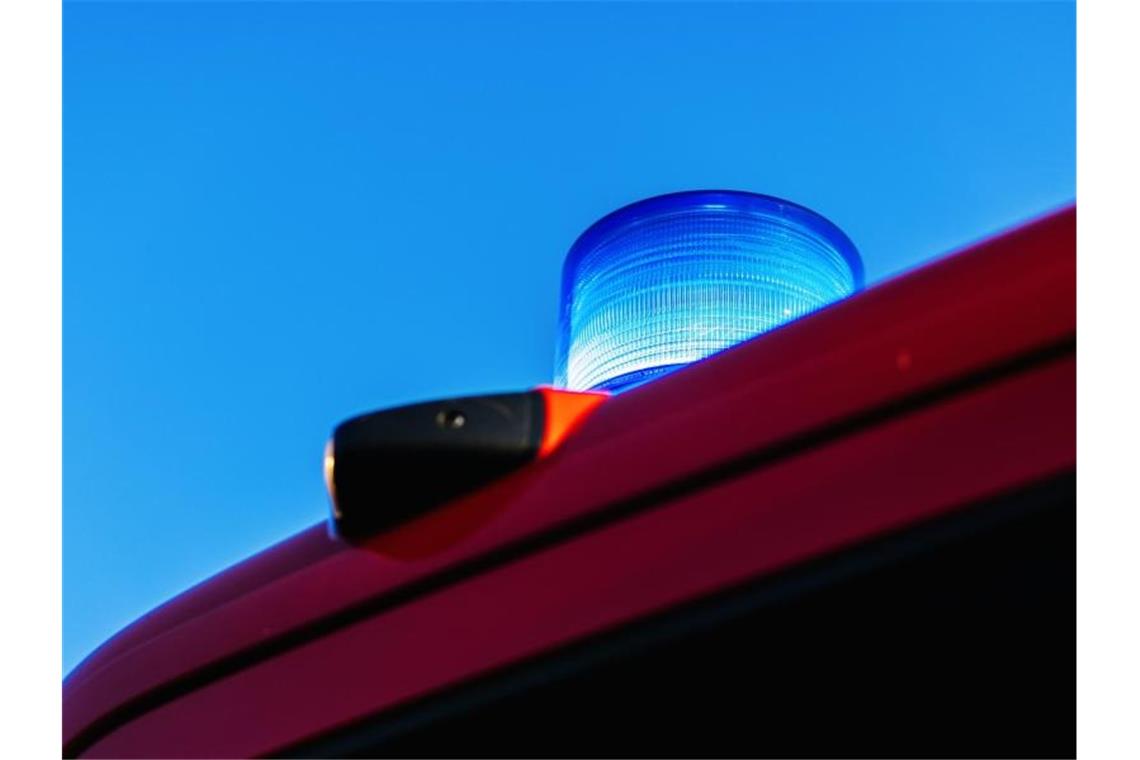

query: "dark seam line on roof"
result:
(64, 334), (1075, 758)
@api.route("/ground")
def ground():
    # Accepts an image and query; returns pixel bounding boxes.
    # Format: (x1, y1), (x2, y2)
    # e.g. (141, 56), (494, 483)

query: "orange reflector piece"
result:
(536, 386), (609, 457)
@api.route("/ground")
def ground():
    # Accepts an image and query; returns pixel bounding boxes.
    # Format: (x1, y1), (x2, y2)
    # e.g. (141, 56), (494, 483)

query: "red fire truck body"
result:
(64, 206), (1076, 758)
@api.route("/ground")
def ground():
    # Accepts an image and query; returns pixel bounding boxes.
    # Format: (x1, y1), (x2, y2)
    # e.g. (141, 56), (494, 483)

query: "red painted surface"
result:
(87, 359), (1076, 758)
(64, 205), (1076, 756)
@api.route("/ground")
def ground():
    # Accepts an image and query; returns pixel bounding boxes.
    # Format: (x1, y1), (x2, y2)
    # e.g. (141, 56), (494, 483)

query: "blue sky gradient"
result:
(64, 1), (1074, 672)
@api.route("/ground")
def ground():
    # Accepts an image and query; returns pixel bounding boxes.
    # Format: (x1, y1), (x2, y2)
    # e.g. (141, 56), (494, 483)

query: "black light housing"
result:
(326, 391), (547, 540)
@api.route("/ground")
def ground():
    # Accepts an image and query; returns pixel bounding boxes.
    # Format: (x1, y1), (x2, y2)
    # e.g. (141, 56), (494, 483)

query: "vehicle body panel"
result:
(64, 206), (1076, 757)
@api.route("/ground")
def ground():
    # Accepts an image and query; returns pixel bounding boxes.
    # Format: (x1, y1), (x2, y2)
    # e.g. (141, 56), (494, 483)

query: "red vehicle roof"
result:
(64, 205), (1076, 757)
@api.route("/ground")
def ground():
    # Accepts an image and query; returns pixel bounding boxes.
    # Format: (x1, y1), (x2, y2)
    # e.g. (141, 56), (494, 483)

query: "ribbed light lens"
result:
(555, 191), (863, 392)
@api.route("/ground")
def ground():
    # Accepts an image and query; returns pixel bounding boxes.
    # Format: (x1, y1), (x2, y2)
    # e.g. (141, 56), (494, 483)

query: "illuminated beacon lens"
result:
(554, 191), (863, 392)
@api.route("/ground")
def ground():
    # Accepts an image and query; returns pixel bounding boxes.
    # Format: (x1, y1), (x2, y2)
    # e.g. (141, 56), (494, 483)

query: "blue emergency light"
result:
(325, 190), (864, 539)
(554, 190), (863, 392)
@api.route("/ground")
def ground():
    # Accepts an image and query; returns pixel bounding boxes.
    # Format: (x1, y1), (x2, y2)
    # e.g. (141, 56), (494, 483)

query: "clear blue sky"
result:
(64, 1), (1074, 673)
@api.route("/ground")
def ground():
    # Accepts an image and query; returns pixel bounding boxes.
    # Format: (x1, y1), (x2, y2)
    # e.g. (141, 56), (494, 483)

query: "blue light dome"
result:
(554, 190), (863, 392)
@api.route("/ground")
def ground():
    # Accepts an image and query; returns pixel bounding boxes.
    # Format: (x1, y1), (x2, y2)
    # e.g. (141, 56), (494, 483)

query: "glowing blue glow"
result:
(555, 191), (863, 392)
